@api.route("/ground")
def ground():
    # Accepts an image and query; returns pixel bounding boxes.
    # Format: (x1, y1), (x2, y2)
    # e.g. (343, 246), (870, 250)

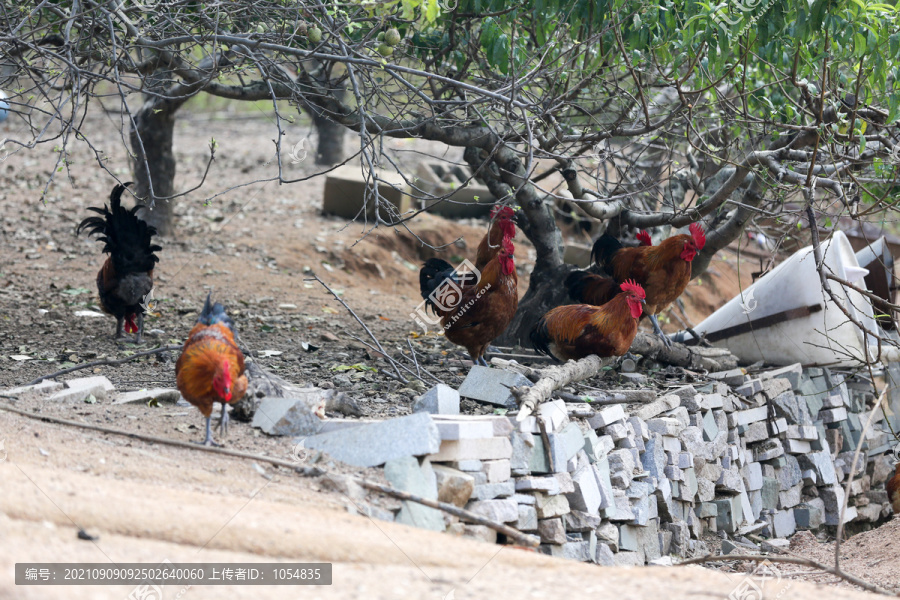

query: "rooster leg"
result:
(218, 405), (230, 438)
(134, 312), (145, 344)
(648, 314), (672, 347)
(200, 416), (220, 447)
(114, 317), (126, 340)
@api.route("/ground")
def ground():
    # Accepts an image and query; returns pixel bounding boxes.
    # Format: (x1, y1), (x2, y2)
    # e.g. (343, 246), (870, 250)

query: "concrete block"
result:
(516, 504), (538, 531)
(465, 498), (518, 523)
(729, 406), (769, 428)
(648, 417), (685, 437)
(114, 388), (181, 405)
(470, 481), (515, 500)
(588, 405), (626, 428)
(820, 407), (849, 423)
(1, 380), (64, 400)
(385, 456), (444, 531)
(635, 394), (681, 420)
(534, 491), (570, 519)
(432, 465), (475, 507)
(772, 509), (796, 537)
(778, 484), (803, 509)
(458, 365), (530, 408)
(797, 451), (837, 485)
(563, 510), (602, 532)
(430, 436), (512, 462)
(702, 410), (719, 442)
(48, 376), (115, 402)
(760, 363), (803, 389)
(753, 439), (784, 461)
(323, 165), (411, 223)
(593, 458), (614, 511)
(713, 496), (743, 533)
(412, 383), (460, 415)
(482, 459), (510, 483)
(795, 498), (825, 529)
(784, 439), (812, 454)
(709, 368), (747, 386)
(538, 518), (567, 544)
(566, 465), (603, 516)
(302, 412), (440, 467)
(742, 462), (763, 491)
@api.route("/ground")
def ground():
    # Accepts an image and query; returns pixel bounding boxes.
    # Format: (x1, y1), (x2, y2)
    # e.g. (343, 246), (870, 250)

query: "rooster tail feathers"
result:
(77, 182), (160, 272)
(529, 317), (554, 359)
(197, 294), (235, 330)
(565, 270), (620, 305)
(591, 233), (623, 268)
(419, 257), (457, 304)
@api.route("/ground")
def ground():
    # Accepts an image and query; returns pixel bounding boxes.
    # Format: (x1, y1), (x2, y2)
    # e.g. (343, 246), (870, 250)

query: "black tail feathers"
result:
(77, 183), (161, 274)
(529, 316), (554, 359)
(590, 233), (623, 268)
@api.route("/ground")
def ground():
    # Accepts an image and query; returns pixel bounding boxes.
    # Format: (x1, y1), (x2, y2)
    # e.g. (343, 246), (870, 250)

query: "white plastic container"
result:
(687, 231), (880, 366)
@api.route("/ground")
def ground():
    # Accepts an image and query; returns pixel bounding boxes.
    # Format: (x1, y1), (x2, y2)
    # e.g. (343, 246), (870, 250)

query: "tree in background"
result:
(2, 0), (899, 341)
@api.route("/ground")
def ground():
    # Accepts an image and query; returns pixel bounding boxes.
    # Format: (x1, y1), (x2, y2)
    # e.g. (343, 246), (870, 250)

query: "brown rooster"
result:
(176, 294), (248, 446)
(419, 237), (518, 365)
(566, 223), (706, 345)
(531, 281), (646, 362)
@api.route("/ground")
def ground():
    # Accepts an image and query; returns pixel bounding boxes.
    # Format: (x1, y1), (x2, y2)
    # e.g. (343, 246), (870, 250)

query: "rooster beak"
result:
(640, 298), (647, 305)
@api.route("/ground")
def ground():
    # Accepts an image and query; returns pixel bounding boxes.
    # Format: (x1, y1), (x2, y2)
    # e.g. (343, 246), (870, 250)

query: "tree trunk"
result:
(130, 70), (189, 235)
(312, 111), (346, 165)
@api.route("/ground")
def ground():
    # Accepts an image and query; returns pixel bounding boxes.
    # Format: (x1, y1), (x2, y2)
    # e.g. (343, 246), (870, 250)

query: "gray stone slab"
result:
(457, 365), (531, 408)
(385, 456), (444, 531)
(302, 412), (440, 467)
(465, 498), (518, 523)
(412, 383), (460, 415)
(253, 394), (330, 436)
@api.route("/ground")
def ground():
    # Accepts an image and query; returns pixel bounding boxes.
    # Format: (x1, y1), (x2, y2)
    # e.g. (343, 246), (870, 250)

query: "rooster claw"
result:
(200, 416), (223, 446)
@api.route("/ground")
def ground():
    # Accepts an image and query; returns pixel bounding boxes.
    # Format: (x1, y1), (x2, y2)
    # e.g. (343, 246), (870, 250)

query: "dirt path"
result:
(0, 410), (884, 600)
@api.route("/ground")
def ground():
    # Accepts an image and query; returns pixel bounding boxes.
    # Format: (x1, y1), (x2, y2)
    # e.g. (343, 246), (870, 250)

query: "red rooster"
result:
(531, 281), (646, 361)
(566, 223), (706, 345)
(76, 183), (161, 343)
(419, 237), (518, 365)
(176, 295), (248, 446)
(475, 205), (517, 270)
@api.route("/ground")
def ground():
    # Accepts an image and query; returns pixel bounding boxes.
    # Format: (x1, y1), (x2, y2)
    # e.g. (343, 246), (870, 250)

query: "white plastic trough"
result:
(683, 231), (882, 367)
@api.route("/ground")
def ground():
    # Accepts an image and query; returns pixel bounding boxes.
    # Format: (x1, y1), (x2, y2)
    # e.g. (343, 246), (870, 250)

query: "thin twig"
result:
(0, 401), (539, 548)
(26, 345), (182, 386)
(678, 554), (894, 596)
(307, 274), (406, 383)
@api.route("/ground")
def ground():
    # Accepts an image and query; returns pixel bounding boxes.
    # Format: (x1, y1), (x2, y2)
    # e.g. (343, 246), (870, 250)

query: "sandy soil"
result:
(0, 105), (894, 599)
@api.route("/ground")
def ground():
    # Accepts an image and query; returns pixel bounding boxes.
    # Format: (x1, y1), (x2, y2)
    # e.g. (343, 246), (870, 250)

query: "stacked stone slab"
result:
(417, 363), (897, 562)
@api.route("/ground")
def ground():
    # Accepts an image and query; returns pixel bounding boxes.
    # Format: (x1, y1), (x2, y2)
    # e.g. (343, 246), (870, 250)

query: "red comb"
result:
(636, 230), (652, 246)
(620, 279), (645, 299)
(491, 205), (514, 219)
(689, 223), (706, 249)
(502, 236), (515, 254)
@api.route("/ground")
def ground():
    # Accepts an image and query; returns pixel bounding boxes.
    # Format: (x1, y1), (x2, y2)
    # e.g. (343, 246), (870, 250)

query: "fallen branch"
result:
(678, 553), (895, 596)
(512, 355), (608, 423)
(0, 401), (539, 548)
(26, 345), (182, 386)
(630, 333), (738, 371)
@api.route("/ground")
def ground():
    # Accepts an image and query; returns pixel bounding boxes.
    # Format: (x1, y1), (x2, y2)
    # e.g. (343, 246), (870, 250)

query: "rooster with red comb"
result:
(566, 223), (706, 346)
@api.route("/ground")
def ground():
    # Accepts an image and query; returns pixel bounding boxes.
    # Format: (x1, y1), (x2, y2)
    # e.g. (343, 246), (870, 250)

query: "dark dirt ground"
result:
(2, 104), (896, 597)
